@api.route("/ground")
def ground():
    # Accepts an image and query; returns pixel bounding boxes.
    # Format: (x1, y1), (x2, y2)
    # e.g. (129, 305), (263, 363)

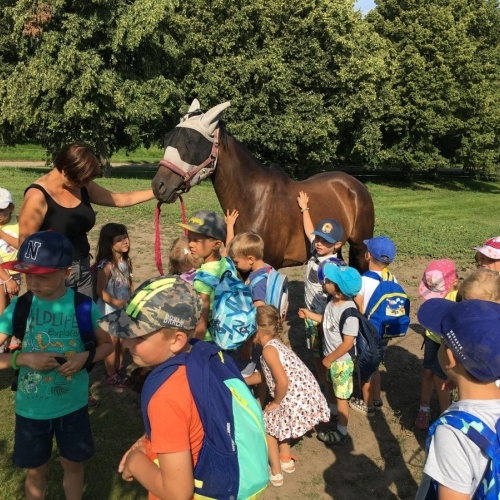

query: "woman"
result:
(18, 142), (155, 298)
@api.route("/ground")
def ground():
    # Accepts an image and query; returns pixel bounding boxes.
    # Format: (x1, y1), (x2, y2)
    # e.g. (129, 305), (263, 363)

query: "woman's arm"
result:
(18, 187), (48, 245)
(262, 344), (289, 410)
(87, 181), (155, 208)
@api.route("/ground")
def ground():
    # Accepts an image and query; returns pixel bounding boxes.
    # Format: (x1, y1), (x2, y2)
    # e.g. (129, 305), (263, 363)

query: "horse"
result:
(151, 100), (375, 272)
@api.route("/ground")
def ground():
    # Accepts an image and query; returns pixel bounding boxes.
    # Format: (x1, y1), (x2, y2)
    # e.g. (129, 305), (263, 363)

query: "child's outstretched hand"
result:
(297, 308), (309, 319)
(225, 209), (239, 227)
(297, 191), (309, 211)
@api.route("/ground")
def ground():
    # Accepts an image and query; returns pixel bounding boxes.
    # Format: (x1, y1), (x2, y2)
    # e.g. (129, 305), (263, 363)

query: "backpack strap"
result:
(195, 257), (234, 289)
(12, 291), (34, 342)
(339, 307), (363, 392)
(141, 352), (189, 439)
(363, 269), (395, 282)
(74, 292), (95, 350)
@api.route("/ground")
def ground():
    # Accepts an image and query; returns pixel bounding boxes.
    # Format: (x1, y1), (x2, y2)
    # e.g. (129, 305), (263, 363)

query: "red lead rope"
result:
(154, 196), (188, 275)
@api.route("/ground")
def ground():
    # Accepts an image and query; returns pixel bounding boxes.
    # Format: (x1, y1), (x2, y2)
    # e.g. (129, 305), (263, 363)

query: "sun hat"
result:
(364, 236), (396, 264)
(418, 259), (457, 300)
(99, 275), (203, 339)
(179, 210), (227, 242)
(3, 230), (72, 274)
(311, 219), (344, 244)
(417, 298), (500, 382)
(473, 237), (500, 260)
(0, 188), (14, 209)
(323, 264), (361, 298)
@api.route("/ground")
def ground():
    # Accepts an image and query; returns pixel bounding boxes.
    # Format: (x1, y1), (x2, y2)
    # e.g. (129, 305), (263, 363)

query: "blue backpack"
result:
(196, 258), (257, 350)
(141, 339), (268, 500)
(424, 411), (500, 499)
(339, 307), (384, 382)
(363, 270), (410, 339)
(249, 266), (289, 320)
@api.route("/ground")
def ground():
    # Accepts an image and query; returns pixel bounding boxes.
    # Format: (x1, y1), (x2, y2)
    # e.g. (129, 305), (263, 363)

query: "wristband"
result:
(11, 350), (20, 370)
(4, 276), (13, 283)
(301, 207), (309, 213)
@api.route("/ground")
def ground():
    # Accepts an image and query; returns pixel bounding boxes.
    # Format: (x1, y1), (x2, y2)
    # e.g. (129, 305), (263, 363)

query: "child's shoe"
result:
(349, 397), (375, 416)
(415, 409), (430, 430)
(317, 429), (350, 445)
(373, 399), (383, 411)
(104, 372), (127, 389)
(268, 467), (283, 487)
(279, 454), (296, 474)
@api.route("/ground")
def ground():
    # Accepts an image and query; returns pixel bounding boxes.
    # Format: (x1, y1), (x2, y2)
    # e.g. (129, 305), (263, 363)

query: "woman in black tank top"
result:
(18, 142), (156, 298)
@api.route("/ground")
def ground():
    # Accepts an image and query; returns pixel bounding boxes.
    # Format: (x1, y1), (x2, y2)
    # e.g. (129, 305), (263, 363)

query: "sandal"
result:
(318, 429), (350, 445)
(268, 467), (283, 487)
(104, 373), (127, 389)
(279, 454), (298, 473)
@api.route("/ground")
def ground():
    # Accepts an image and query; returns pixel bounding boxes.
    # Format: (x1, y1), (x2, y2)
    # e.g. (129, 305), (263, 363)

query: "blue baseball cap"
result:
(311, 219), (344, 244)
(3, 230), (73, 274)
(417, 299), (500, 382)
(324, 264), (361, 298)
(364, 236), (396, 264)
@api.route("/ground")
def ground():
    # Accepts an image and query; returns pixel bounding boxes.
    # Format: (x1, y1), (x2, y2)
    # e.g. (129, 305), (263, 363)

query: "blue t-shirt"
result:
(247, 265), (271, 303)
(0, 288), (101, 419)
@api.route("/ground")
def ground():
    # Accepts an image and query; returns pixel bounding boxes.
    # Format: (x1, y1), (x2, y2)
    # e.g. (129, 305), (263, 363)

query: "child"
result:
(473, 236), (500, 272)
(354, 235), (397, 411)
(297, 191), (344, 393)
(299, 264), (362, 445)
(460, 267), (500, 302)
(95, 223), (133, 388)
(255, 305), (330, 487)
(415, 299), (500, 499)
(415, 259), (458, 430)
(0, 230), (112, 500)
(168, 235), (203, 284)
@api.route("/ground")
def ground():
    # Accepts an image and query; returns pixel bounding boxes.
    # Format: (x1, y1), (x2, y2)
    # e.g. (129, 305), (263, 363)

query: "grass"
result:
(0, 166), (499, 498)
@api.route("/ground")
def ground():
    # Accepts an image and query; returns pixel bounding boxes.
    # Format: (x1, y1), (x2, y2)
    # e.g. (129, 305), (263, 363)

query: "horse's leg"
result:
(347, 188), (374, 273)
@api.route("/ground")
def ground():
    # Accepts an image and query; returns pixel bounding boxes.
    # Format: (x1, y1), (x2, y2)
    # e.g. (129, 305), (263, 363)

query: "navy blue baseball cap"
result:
(364, 236), (396, 264)
(417, 298), (500, 382)
(3, 230), (73, 274)
(311, 219), (344, 244)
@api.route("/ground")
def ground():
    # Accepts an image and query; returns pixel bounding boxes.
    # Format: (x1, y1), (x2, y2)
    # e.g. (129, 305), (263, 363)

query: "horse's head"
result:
(152, 99), (230, 203)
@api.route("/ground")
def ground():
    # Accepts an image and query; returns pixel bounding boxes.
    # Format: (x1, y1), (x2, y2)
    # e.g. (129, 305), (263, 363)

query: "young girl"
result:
(254, 305), (330, 487)
(168, 235), (203, 284)
(95, 223), (133, 388)
(460, 267), (500, 302)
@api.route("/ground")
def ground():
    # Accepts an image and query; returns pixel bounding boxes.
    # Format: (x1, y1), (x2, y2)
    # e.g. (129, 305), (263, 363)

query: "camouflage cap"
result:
(178, 209), (227, 242)
(99, 275), (203, 339)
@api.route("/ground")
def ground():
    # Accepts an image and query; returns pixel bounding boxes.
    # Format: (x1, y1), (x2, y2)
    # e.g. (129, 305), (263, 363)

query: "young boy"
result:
(0, 187), (21, 323)
(0, 230), (112, 500)
(354, 235), (397, 412)
(99, 276), (205, 500)
(297, 191), (344, 393)
(299, 264), (362, 444)
(473, 236), (500, 272)
(415, 298), (500, 499)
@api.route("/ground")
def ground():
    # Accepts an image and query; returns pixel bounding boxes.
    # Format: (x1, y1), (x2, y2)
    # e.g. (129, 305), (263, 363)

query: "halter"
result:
(157, 128), (220, 194)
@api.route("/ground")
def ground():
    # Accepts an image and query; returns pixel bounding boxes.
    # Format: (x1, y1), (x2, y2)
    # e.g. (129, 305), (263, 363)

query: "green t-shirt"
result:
(0, 288), (101, 419)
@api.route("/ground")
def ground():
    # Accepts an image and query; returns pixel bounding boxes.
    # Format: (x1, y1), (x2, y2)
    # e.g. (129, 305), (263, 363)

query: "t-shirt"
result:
(415, 399), (500, 499)
(0, 288), (102, 419)
(304, 253), (337, 313)
(424, 290), (458, 344)
(0, 216), (20, 276)
(145, 366), (204, 500)
(247, 265), (272, 303)
(322, 299), (358, 362)
(96, 259), (132, 315)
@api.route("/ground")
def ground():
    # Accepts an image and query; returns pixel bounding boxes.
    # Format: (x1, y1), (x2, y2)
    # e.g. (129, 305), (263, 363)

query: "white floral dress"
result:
(261, 339), (330, 440)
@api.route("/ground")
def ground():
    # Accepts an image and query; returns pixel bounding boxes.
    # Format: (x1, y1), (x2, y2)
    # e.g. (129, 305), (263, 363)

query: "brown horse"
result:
(152, 100), (374, 271)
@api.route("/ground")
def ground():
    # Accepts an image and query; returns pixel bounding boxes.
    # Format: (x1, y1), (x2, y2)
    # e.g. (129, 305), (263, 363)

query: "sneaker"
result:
(349, 397), (375, 416)
(373, 399), (383, 410)
(104, 372), (127, 389)
(415, 410), (430, 430)
(268, 467), (283, 487)
(317, 429), (350, 445)
(88, 395), (99, 408)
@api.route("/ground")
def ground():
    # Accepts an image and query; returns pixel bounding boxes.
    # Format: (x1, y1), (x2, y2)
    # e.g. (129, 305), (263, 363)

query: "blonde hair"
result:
(256, 305), (289, 345)
(227, 231), (264, 260)
(168, 236), (203, 274)
(459, 268), (500, 302)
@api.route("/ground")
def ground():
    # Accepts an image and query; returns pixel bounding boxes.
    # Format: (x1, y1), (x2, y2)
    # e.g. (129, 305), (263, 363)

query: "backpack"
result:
(248, 266), (289, 320)
(339, 307), (384, 382)
(196, 258), (257, 350)
(11, 290), (96, 390)
(141, 339), (268, 500)
(363, 269), (410, 339)
(315, 256), (346, 286)
(424, 410), (500, 500)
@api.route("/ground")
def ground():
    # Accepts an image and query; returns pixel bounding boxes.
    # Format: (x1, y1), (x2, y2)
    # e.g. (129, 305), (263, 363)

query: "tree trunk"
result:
(96, 140), (111, 178)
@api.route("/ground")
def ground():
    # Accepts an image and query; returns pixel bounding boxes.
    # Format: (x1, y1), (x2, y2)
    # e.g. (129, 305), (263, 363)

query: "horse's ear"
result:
(200, 101), (231, 136)
(188, 99), (201, 113)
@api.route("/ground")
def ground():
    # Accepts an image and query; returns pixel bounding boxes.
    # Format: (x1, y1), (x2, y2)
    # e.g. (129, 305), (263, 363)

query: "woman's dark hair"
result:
(95, 223), (133, 288)
(54, 142), (101, 185)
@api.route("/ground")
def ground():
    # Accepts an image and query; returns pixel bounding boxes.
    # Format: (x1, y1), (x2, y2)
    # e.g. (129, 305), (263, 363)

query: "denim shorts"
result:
(65, 255), (93, 299)
(423, 336), (447, 381)
(13, 406), (94, 469)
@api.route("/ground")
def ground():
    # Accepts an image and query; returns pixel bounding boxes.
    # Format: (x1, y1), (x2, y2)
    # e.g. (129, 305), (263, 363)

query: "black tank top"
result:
(25, 184), (96, 260)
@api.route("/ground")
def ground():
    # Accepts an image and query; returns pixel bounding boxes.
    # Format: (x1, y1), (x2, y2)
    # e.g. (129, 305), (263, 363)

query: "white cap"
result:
(0, 188), (14, 209)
